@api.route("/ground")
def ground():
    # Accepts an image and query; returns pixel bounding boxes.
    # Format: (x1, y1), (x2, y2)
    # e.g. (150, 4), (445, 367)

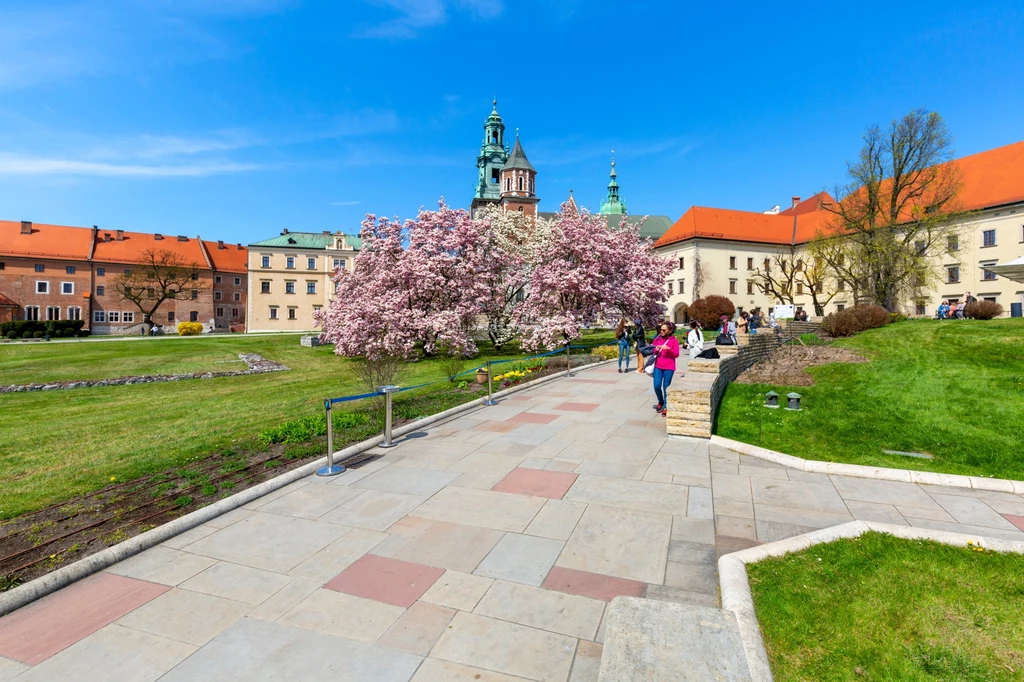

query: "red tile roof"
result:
(655, 139), (1024, 249)
(0, 221), (94, 261)
(92, 230), (208, 267)
(0, 292), (18, 307)
(202, 240), (248, 274)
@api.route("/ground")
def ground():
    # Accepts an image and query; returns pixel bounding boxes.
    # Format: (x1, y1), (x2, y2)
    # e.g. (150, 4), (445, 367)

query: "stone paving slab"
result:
(1, 363), (1021, 680)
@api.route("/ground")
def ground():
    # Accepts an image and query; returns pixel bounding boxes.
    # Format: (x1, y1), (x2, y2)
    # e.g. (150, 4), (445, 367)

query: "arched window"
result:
(505, 178), (511, 191)
(518, 176), (524, 191)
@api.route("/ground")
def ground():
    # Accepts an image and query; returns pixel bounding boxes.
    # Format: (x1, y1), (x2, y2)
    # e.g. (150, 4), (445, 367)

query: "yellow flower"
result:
(110, 476), (117, 481)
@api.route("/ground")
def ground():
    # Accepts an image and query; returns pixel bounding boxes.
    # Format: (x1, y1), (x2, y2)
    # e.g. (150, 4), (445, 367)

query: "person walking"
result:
(685, 320), (704, 360)
(632, 318), (647, 374)
(651, 322), (680, 416)
(736, 312), (749, 336)
(614, 318), (633, 373)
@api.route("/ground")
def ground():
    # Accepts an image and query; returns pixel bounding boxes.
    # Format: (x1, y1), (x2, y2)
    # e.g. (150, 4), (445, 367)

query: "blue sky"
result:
(0, 0), (1021, 244)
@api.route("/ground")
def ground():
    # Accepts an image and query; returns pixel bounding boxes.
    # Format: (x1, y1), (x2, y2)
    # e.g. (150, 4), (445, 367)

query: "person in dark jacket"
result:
(632, 319), (647, 374)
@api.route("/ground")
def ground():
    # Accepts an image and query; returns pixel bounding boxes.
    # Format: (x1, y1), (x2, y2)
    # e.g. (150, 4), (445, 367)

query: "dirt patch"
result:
(735, 345), (868, 386)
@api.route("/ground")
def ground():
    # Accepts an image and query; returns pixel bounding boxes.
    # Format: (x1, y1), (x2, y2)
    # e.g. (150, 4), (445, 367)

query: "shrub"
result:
(439, 355), (466, 382)
(77, 330), (91, 337)
(890, 312), (909, 324)
(61, 328), (74, 337)
(21, 331), (32, 339)
(848, 304), (891, 330)
(688, 295), (736, 331)
(593, 345), (619, 360)
(176, 321), (204, 336)
(5, 332), (15, 340)
(820, 311), (859, 337)
(965, 300), (1003, 320)
(32, 331), (45, 338)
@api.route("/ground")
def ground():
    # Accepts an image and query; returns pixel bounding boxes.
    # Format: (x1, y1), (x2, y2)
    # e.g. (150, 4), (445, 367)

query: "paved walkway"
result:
(1, 363), (1022, 681)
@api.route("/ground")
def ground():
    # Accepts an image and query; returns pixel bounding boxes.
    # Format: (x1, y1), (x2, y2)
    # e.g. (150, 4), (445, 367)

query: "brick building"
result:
(469, 100), (540, 221)
(0, 220), (248, 334)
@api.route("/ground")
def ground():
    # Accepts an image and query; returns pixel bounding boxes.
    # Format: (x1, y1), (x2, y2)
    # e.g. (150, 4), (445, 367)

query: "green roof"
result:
(536, 213), (673, 241)
(249, 232), (362, 250)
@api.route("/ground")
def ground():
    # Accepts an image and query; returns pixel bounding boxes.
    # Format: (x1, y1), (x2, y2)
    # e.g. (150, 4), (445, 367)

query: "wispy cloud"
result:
(330, 200), (361, 206)
(529, 136), (700, 166)
(0, 154), (266, 177)
(357, 0), (503, 39)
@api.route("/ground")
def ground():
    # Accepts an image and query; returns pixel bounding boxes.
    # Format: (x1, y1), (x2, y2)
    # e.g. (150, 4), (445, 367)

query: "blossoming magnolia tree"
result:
(315, 200), (492, 360)
(516, 204), (673, 350)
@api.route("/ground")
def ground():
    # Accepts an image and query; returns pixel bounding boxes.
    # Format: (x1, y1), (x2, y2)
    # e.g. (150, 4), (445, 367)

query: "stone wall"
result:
(666, 334), (782, 438)
(780, 320), (822, 336)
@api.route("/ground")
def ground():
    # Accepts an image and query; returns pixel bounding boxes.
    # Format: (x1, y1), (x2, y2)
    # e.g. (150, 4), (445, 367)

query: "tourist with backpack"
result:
(651, 322), (680, 416)
(614, 318), (633, 373)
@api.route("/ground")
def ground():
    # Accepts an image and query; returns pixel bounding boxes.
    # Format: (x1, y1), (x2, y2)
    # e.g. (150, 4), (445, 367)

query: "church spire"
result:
(599, 150), (627, 215)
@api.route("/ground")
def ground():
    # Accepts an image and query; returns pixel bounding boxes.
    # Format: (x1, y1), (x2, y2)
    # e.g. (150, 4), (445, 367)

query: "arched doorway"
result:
(672, 303), (689, 324)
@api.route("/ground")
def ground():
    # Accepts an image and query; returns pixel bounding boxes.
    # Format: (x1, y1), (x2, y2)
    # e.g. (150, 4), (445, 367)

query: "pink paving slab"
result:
(1004, 514), (1024, 532)
(507, 412), (561, 425)
(0, 572), (170, 665)
(472, 421), (520, 433)
(491, 467), (578, 499)
(324, 554), (445, 608)
(542, 566), (647, 602)
(553, 402), (600, 412)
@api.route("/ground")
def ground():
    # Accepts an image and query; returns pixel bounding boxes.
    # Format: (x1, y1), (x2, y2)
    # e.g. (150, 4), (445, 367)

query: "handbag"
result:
(643, 354), (657, 375)
(715, 334), (735, 346)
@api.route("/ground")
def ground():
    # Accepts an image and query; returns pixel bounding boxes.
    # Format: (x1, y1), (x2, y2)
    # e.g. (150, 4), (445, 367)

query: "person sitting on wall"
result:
(736, 311), (749, 335)
(937, 301), (950, 319)
(749, 309), (761, 335)
(953, 301), (965, 319)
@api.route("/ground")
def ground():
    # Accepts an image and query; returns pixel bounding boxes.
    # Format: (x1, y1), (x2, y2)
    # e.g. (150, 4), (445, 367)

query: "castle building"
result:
(470, 100), (539, 220)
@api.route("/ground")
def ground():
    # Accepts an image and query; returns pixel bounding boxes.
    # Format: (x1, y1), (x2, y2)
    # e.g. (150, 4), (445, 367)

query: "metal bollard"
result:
(316, 399), (346, 477)
(564, 342), (573, 378)
(483, 360), (497, 406)
(378, 385), (401, 448)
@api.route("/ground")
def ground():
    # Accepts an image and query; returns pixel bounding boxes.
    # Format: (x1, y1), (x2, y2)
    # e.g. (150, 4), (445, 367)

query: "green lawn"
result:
(0, 332), (612, 519)
(716, 319), (1024, 479)
(748, 532), (1024, 681)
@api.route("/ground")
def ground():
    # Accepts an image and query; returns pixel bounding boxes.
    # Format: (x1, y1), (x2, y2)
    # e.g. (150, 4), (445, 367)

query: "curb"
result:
(0, 357), (612, 617)
(709, 435), (1024, 495)
(719, 521), (1024, 682)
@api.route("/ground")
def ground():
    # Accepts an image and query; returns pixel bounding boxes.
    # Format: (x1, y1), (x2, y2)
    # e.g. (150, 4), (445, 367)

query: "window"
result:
(838, 280), (846, 292)
(982, 265), (998, 281)
(96, 267), (105, 277)
(747, 281), (754, 295)
(46, 306), (60, 321)
(518, 177), (524, 191)
(313, 305), (322, 315)
(108, 311), (120, 323)
(796, 260), (804, 272)
(234, 277), (241, 285)
(214, 291), (222, 300)
(286, 257), (295, 269)
(261, 255), (271, 268)
(729, 256), (736, 270)
(288, 307), (297, 320)
(191, 290), (198, 300)
(747, 258), (753, 270)
(307, 257), (316, 270)
(797, 283), (805, 294)
(307, 281), (316, 294)
(123, 311), (134, 323)
(947, 266), (960, 284)
(916, 302), (926, 316)
(67, 306), (81, 321)
(729, 280), (737, 295)
(836, 304), (845, 312)
(667, 281), (674, 295)
(26, 306), (40, 321)
(915, 240), (926, 255)
(96, 285), (105, 296)
(0, 262), (4, 270)
(231, 308), (239, 318)
(269, 307), (279, 320)
(167, 311), (175, 322)
(505, 178), (510, 191)
(285, 281), (296, 294)
(948, 235), (959, 252)
(35, 264), (44, 273)
(66, 266), (76, 274)
(61, 282), (74, 295)
(36, 281), (49, 294)
(338, 258), (347, 270)
(216, 307), (225, 317)
(93, 310), (105, 323)
(190, 273), (198, 281)
(260, 281), (271, 294)
(678, 279), (684, 295)
(678, 257), (684, 269)
(215, 276), (222, 284)
(983, 296), (997, 303)
(233, 292), (241, 301)
(124, 269), (131, 276)
(491, 169), (499, 183)
(190, 311), (198, 322)
(983, 229), (996, 247)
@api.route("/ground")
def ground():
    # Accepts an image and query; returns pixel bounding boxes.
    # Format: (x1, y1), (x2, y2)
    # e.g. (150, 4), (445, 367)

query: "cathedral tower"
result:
(599, 152), (627, 216)
(471, 99), (509, 215)
(499, 130), (539, 219)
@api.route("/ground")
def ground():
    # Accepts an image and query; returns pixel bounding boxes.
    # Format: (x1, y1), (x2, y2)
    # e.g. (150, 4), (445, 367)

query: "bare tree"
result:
(816, 109), (967, 311)
(797, 257), (839, 316)
(691, 249), (709, 302)
(112, 249), (207, 333)
(750, 248), (798, 305)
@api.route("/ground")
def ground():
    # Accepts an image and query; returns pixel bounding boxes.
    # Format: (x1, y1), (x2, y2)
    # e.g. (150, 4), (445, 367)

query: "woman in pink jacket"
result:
(651, 322), (680, 417)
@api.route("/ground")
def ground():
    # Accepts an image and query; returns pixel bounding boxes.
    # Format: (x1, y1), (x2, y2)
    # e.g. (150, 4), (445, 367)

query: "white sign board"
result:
(774, 304), (795, 320)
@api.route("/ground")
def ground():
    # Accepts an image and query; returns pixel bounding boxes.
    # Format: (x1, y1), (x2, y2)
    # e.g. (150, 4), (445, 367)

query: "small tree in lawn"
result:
(516, 204), (671, 350)
(316, 200), (491, 363)
(112, 249), (206, 334)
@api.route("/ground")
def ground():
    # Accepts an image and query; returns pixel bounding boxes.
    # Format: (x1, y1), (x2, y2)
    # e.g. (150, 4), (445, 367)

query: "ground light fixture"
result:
(786, 392), (802, 411)
(764, 391), (779, 408)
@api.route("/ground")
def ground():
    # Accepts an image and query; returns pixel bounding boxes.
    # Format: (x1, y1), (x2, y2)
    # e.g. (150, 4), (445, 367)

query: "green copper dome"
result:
(599, 154), (627, 215)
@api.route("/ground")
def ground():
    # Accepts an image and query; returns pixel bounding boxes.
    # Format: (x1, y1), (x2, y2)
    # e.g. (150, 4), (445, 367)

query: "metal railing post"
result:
(483, 360), (497, 406)
(564, 342), (573, 378)
(316, 399), (345, 476)
(378, 385), (400, 448)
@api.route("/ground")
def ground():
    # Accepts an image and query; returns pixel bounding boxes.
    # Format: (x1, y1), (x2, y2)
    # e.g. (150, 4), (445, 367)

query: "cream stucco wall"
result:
(656, 201), (1024, 320)
(246, 244), (358, 332)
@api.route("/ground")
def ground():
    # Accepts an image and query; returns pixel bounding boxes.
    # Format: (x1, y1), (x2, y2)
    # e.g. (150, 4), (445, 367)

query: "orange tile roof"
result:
(0, 292), (18, 307)
(202, 240), (249, 274)
(91, 229), (208, 266)
(656, 140), (1024, 249)
(0, 220), (94, 261)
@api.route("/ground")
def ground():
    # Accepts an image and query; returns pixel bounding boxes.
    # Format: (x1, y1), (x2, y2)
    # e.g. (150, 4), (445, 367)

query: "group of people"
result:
(613, 317), (706, 417)
(937, 292), (978, 319)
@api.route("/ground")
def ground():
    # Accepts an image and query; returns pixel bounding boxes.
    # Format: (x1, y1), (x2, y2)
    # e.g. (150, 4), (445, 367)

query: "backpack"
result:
(699, 348), (720, 359)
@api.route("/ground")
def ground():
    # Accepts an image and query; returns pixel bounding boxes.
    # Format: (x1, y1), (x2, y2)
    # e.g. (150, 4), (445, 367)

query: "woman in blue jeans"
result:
(614, 318), (633, 373)
(651, 322), (680, 416)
